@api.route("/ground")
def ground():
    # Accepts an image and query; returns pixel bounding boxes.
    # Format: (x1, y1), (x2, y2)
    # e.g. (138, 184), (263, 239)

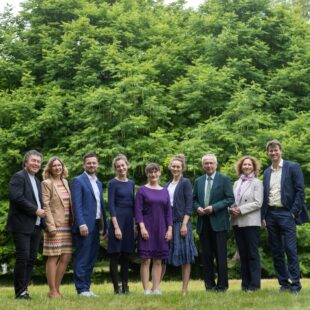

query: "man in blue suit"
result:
(262, 140), (309, 294)
(71, 152), (107, 297)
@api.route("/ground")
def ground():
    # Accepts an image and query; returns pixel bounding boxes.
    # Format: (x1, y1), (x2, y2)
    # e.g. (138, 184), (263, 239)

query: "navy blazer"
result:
(71, 172), (108, 234)
(165, 177), (193, 222)
(7, 169), (44, 233)
(262, 160), (309, 224)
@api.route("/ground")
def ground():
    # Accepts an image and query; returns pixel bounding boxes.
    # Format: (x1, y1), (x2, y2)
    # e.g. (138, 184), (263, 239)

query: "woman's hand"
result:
(141, 227), (149, 240)
(48, 230), (57, 237)
(230, 206), (241, 217)
(180, 223), (187, 238)
(165, 227), (172, 241)
(114, 227), (122, 240)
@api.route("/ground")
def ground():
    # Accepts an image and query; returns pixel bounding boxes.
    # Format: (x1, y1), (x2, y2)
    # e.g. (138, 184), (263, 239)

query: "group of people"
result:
(6, 139), (308, 300)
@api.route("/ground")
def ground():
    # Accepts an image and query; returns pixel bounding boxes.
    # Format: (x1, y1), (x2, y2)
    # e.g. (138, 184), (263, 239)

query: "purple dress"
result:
(135, 186), (173, 259)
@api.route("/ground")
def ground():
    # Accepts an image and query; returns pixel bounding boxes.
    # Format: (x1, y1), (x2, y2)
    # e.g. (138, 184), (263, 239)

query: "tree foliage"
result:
(0, 0), (309, 276)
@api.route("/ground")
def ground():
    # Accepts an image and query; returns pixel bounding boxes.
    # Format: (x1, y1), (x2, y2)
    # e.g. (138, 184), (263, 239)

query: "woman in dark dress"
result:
(107, 154), (135, 294)
(135, 163), (173, 295)
(165, 155), (197, 295)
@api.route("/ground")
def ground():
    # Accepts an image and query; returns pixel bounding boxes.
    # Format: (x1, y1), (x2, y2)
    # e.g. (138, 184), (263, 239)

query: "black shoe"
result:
(279, 286), (290, 292)
(16, 292), (31, 300)
(122, 285), (129, 294)
(114, 286), (122, 295)
(215, 286), (227, 293)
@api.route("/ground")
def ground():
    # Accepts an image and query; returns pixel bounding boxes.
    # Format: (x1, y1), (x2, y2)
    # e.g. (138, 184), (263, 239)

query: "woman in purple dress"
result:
(107, 154), (135, 294)
(135, 163), (173, 295)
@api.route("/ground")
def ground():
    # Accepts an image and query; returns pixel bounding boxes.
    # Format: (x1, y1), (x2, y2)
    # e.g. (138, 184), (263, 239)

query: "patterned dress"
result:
(43, 183), (72, 256)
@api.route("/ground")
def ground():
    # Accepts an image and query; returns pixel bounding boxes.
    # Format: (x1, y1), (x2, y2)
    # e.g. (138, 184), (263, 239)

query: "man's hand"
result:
(197, 207), (205, 216)
(204, 206), (213, 215)
(79, 224), (89, 237)
(36, 209), (45, 218)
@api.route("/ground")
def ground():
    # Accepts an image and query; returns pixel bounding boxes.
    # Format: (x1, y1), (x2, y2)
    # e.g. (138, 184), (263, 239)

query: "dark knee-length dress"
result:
(107, 178), (135, 254)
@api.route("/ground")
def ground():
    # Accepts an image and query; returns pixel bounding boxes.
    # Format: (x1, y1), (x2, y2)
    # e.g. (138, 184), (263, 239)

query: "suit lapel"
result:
(82, 173), (96, 199)
(281, 160), (288, 190)
(23, 170), (38, 203)
(53, 181), (66, 208)
(239, 181), (252, 201)
(209, 172), (218, 202)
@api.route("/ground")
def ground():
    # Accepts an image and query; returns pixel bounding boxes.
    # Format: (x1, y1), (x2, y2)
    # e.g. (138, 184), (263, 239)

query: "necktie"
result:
(204, 176), (212, 207)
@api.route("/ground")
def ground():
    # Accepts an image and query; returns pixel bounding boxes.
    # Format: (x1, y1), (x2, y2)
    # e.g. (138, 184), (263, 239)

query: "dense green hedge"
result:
(0, 0), (309, 277)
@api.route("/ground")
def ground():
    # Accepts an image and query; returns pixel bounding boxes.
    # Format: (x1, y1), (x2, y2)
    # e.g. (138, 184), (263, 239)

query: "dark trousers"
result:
(266, 208), (301, 291)
(233, 226), (261, 290)
(109, 253), (129, 291)
(73, 224), (100, 294)
(12, 226), (41, 297)
(199, 216), (228, 290)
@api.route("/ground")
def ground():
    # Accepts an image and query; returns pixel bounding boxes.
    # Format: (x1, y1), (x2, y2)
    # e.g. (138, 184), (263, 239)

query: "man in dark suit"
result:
(71, 152), (108, 297)
(7, 150), (46, 299)
(193, 154), (234, 292)
(262, 139), (309, 294)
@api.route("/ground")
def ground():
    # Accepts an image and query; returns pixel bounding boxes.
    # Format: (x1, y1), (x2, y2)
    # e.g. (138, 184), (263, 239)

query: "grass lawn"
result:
(1, 279), (309, 310)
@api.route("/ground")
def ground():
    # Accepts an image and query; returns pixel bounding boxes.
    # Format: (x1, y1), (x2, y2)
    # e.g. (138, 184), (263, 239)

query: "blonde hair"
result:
(235, 156), (260, 176)
(168, 154), (186, 171)
(42, 156), (68, 180)
(112, 154), (129, 172)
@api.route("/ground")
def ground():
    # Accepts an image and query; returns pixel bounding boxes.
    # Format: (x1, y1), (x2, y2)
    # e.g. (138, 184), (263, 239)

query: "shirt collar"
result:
(84, 171), (97, 181)
(271, 159), (283, 171)
(206, 172), (216, 180)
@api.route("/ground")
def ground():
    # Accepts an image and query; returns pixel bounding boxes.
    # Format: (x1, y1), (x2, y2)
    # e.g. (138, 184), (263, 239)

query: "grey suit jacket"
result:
(231, 178), (263, 227)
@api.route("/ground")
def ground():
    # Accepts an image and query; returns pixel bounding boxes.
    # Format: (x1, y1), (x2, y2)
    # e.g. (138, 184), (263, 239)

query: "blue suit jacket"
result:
(262, 160), (309, 225)
(193, 172), (234, 233)
(71, 172), (107, 233)
(164, 177), (193, 222)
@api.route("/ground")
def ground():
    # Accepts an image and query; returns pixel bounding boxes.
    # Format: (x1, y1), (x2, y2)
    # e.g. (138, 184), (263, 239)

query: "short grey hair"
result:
(201, 154), (218, 165)
(23, 150), (43, 167)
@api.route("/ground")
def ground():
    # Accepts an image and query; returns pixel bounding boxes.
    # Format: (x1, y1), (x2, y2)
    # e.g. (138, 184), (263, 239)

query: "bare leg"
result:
(55, 253), (71, 296)
(46, 256), (60, 298)
(151, 259), (162, 291)
(161, 263), (166, 281)
(181, 264), (191, 294)
(140, 259), (151, 290)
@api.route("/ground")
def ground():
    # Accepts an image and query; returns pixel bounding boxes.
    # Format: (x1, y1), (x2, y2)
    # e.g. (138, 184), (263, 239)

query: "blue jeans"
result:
(266, 208), (301, 291)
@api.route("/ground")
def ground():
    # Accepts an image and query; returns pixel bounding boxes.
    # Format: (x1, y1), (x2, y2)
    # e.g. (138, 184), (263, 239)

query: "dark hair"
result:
(83, 152), (99, 162)
(266, 139), (282, 151)
(23, 150), (43, 167)
(235, 156), (260, 176)
(145, 163), (160, 175)
(43, 156), (68, 180)
(112, 154), (129, 172)
(169, 154), (186, 171)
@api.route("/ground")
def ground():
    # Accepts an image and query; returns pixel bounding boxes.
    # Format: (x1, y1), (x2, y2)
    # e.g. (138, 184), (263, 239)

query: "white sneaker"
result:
(144, 289), (152, 295)
(89, 291), (98, 297)
(152, 289), (162, 295)
(79, 291), (92, 297)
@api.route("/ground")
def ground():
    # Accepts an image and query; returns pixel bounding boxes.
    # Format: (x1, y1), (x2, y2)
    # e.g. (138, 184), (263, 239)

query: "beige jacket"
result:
(42, 178), (72, 232)
(231, 178), (263, 227)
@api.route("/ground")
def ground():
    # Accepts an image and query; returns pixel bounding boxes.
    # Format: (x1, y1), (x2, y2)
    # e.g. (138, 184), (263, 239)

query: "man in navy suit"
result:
(262, 140), (309, 294)
(7, 150), (46, 299)
(71, 152), (107, 297)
